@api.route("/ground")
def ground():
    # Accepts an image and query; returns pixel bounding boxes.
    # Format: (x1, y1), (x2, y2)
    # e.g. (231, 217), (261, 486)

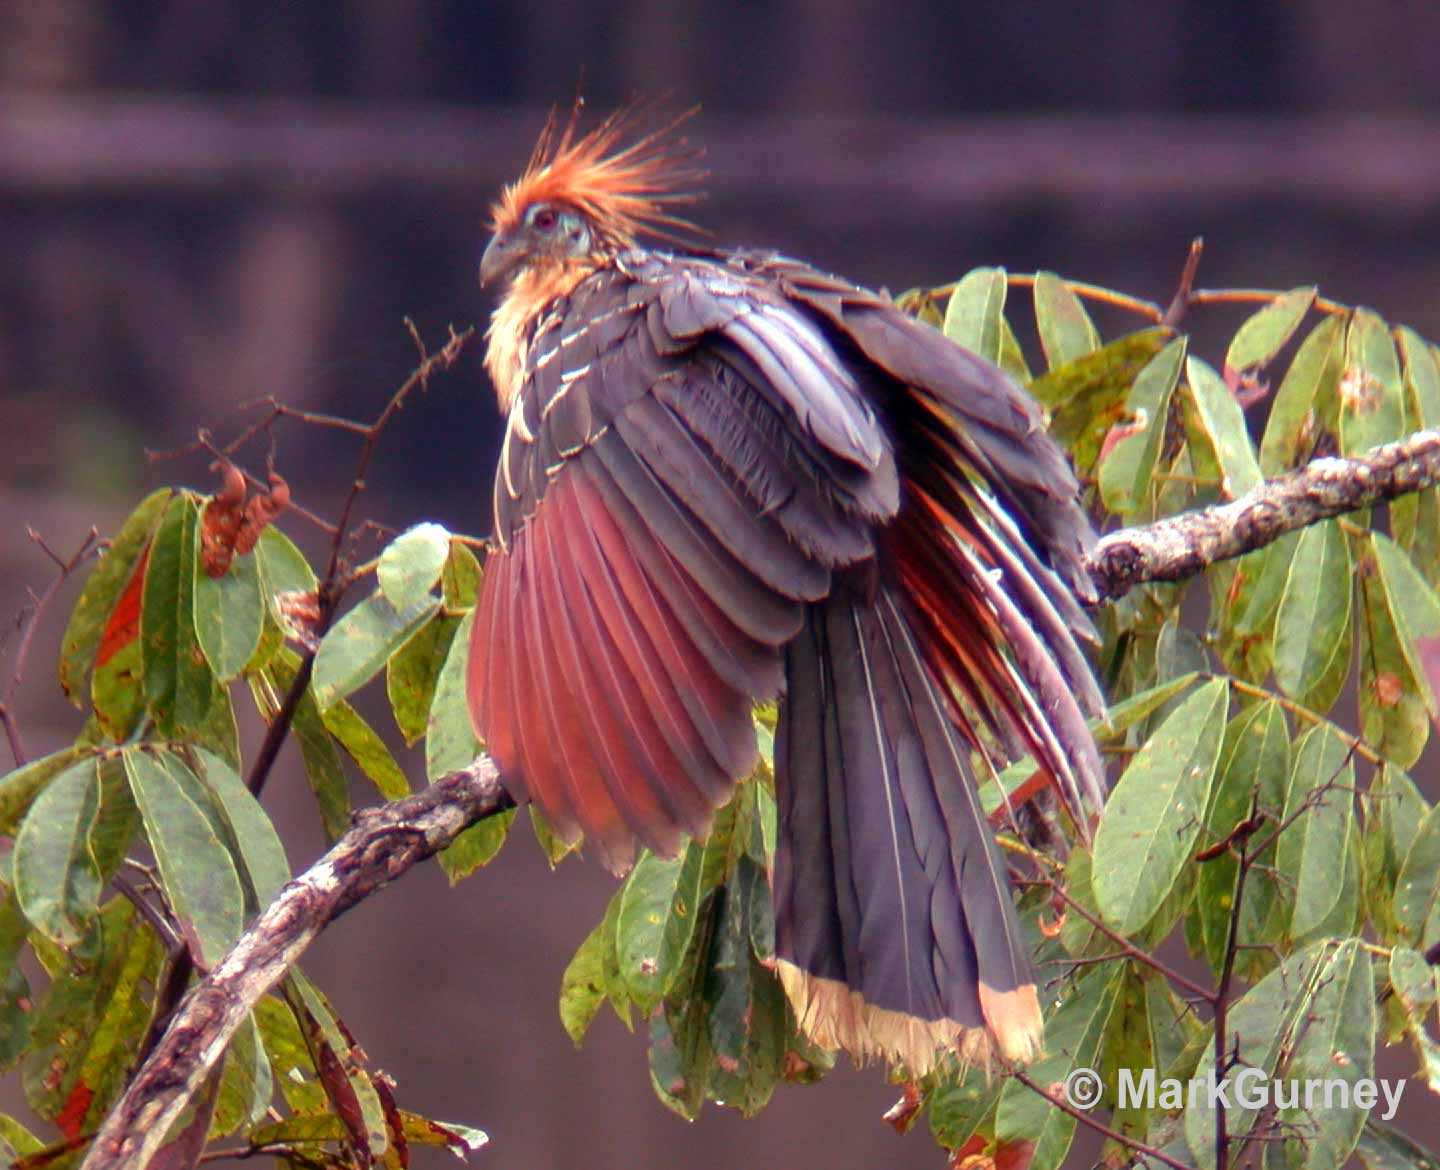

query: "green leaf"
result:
(530, 806), (578, 865)
(1196, 700), (1290, 976)
(13, 757), (104, 947)
(928, 1067), (1001, 1153)
(188, 747), (292, 911)
(996, 967), (1121, 1170)
(1277, 726), (1353, 939)
(212, 1013), (272, 1138)
(616, 852), (686, 1011)
(377, 522), (451, 611)
(1040, 328), (1173, 474)
(256, 526), (317, 611)
(1184, 942), (1327, 1168)
(1269, 941), (1374, 1170)
(194, 543), (264, 682)
(1225, 286), (1315, 375)
(560, 913), (618, 1046)
(1272, 521), (1352, 701)
(942, 267), (1005, 364)
(312, 592), (441, 711)
(386, 613), (461, 747)
(22, 899), (164, 1135)
(0, 745), (97, 836)
(997, 315), (1031, 384)
(1033, 270), (1101, 369)
(124, 747), (245, 965)
(1097, 336), (1186, 516)
(1098, 672), (1203, 741)
(1399, 325), (1440, 428)
(1393, 800), (1440, 949)
(1340, 308), (1406, 456)
(428, 612), (513, 880)
(321, 699), (411, 800)
(1092, 679), (1228, 934)
(1185, 355), (1262, 497)
(1259, 316), (1342, 475)
(58, 488), (172, 705)
(1358, 535), (1430, 768)
(1388, 945), (1435, 1024)
(441, 540), (483, 608)
(1374, 533), (1440, 716)
(141, 493), (213, 737)
(254, 994), (324, 1113)
(1356, 1122), (1440, 1170)
(0, 886), (33, 1072)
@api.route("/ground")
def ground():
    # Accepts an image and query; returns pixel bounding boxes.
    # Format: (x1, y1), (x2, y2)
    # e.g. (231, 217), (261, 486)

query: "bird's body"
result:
(470, 107), (1105, 1072)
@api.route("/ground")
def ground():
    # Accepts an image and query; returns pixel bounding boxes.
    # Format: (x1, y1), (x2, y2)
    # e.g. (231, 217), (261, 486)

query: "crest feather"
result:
(491, 100), (706, 247)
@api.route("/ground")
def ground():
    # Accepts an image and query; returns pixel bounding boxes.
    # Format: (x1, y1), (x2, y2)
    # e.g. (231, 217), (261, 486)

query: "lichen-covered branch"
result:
(79, 757), (513, 1170)
(1087, 428), (1440, 599)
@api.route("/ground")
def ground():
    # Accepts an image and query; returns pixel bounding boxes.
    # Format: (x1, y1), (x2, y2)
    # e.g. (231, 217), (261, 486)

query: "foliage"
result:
(4, 270), (1440, 1169)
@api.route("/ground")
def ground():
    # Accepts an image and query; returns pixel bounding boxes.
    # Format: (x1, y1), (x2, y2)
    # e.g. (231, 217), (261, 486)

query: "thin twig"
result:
(1, 528), (100, 767)
(1010, 1070), (1196, 1170)
(1161, 237), (1205, 328)
(1046, 883), (1217, 1004)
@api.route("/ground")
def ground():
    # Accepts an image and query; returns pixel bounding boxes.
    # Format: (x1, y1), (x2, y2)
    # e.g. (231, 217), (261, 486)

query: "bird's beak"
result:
(480, 231), (525, 288)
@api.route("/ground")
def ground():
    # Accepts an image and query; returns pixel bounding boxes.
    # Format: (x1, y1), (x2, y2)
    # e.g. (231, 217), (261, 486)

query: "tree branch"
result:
(1086, 428), (1440, 599)
(79, 756), (514, 1170)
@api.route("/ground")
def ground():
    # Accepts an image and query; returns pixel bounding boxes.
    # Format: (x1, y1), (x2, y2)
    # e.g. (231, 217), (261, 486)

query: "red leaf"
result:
(948, 1134), (991, 1170)
(54, 1080), (94, 1140)
(994, 1138), (1036, 1170)
(95, 544), (149, 668)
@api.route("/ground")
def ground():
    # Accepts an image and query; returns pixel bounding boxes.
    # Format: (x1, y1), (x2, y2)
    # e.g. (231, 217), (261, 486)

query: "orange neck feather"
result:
(485, 259), (598, 412)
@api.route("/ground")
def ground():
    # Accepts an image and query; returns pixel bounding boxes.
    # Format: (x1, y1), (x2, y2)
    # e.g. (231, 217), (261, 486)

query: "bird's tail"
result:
(773, 579), (1042, 1074)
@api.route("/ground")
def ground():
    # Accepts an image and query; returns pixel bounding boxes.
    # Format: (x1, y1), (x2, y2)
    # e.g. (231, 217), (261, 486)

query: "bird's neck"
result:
(485, 258), (600, 413)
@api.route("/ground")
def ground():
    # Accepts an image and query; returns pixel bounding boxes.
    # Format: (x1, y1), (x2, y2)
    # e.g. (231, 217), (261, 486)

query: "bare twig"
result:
(1, 528), (100, 767)
(1087, 428), (1440, 599)
(79, 755), (513, 1170)
(1011, 1070), (1196, 1170)
(1044, 882), (1217, 1005)
(1161, 237), (1205, 328)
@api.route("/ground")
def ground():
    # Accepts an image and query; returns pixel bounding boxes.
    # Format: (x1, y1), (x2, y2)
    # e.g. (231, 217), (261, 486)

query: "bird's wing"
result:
(471, 250), (893, 872)
(758, 255), (1108, 813)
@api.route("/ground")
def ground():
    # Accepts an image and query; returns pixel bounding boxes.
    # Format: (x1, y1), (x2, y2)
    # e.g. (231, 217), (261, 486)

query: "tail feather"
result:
(773, 581), (1043, 1073)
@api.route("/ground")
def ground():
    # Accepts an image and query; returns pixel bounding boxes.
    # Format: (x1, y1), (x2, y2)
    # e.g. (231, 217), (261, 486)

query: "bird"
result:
(467, 102), (1106, 1074)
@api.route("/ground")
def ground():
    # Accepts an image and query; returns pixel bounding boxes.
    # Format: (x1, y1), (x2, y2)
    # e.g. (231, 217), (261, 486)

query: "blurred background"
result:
(5, 2), (1440, 1167)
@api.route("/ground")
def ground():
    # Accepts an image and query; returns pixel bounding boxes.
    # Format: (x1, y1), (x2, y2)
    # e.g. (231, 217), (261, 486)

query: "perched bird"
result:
(469, 104), (1106, 1073)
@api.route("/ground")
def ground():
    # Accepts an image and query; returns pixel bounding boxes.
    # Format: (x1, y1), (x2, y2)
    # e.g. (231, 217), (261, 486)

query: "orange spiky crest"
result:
(490, 101), (706, 249)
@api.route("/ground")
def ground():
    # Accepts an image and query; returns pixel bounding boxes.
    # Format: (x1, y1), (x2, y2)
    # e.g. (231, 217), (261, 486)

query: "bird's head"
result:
(480, 102), (705, 289)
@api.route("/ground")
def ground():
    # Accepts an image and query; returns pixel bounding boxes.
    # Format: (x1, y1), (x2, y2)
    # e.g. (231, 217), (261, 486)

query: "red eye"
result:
(532, 207), (558, 231)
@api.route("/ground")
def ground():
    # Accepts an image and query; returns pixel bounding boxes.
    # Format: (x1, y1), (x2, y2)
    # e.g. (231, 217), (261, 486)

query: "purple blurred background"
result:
(5, 3), (1440, 1166)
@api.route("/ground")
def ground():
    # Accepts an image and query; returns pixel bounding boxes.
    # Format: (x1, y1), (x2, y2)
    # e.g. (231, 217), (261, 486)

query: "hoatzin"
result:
(468, 106), (1106, 1073)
